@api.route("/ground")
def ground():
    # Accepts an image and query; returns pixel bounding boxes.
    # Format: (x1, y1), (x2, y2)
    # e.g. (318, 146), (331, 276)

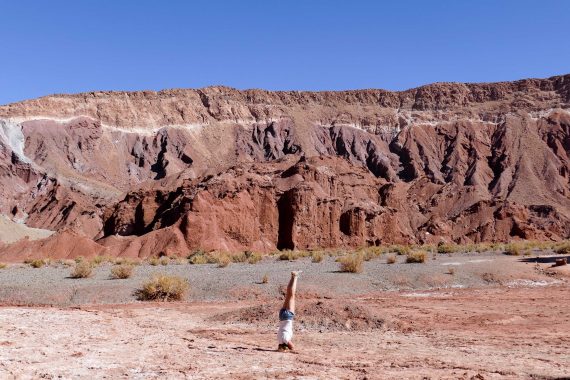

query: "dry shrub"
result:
(217, 254), (231, 268)
(504, 243), (523, 256)
(386, 254), (396, 264)
(188, 254), (209, 264)
(406, 251), (427, 263)
(437, 243), (457, 254)
(91, 255), (111, 265)
(230, 251), (247, 263)
(390, 245), (410, 255)
(262, 273), (269, 284)
(339, 254), (364, 273)
(148, 257), (160, 266)
(29, 259), (45, 268)
(58, 259), (76, 267)
(111, 264), (134, 279)
(311, 251), (324, 263)
(246, 251), (262, 264)
(446, 267), (456, 275)
(279, 250), (297, 261)
(554, 241), (570, 255)
(160, 257), (169, 266)
(70, 261), (93, 278)
(74, 256), (85, 263)
(137, 274), (189, 301)
(0, 263), (6, 269)
(113, 257), (140, 266)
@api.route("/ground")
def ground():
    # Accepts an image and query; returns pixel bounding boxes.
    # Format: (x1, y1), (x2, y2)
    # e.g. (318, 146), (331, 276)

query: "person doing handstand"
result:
(277, 271), (300, 351)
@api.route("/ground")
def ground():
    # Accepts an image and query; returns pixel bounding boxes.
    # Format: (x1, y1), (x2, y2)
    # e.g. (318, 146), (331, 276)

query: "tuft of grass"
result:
(311, 251), (324, 263)
(262, 273), (269, 284)
(91, 255), (111, 265)
(137, 274), (189, 301)
(338, 254), (364, 273)
(437, 243), (457, 254)
(110, 264), (134, 279)
(113, 257), (141, 266)
(217, 254), (231, 268)
(0, 263), (7, 269)
(246, 251), (262, 264)
(386, 254), (396, 264)
(504, 242), (522, 256)
(74, 256), (85, 263)
(70, 261), (93, 278)
(160, 257), (169, 266)
(279, 250), (297, 261)
(554, 241), (570, 255)
(148, 257), (160, 266)
(390, 245), (410, 255)
(406, 251), (427, 263)
(29, 259), (46, 268)
(446, 267), (456, 275)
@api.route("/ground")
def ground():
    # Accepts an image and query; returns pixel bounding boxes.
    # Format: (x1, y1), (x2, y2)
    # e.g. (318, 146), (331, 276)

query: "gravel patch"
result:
(0, 251), (562, 306)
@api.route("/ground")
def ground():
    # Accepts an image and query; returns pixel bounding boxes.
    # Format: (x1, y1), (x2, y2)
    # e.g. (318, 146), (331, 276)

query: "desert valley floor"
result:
(0, 252), (568, 379)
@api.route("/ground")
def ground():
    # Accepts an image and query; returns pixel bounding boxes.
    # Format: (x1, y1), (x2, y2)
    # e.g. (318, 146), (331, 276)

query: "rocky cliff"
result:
(1, 74), (569, 259)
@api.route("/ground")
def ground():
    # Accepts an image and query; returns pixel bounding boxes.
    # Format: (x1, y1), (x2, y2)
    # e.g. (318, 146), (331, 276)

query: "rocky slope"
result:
(0, 74), (569, 259)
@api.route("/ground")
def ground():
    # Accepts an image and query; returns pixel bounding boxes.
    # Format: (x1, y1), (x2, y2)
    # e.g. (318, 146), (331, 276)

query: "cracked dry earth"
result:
(0, 286), (568, 379)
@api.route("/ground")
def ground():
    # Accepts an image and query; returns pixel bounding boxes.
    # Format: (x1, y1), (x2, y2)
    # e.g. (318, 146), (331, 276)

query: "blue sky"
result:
(1, 0), (569, 105)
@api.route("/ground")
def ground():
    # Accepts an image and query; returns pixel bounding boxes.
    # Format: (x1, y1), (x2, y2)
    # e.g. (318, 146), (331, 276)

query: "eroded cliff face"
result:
(0, 74), (569, 258)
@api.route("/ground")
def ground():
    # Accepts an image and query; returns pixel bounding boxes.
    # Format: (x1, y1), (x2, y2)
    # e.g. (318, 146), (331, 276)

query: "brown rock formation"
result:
(0, 74), (569, 259)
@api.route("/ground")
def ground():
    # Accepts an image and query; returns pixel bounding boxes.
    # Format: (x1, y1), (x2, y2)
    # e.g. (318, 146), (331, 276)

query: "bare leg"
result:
(282, 271), (299, 313)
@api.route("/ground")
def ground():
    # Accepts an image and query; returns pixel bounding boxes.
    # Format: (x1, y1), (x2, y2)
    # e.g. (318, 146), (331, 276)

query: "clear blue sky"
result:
(1, 0), (569, 105)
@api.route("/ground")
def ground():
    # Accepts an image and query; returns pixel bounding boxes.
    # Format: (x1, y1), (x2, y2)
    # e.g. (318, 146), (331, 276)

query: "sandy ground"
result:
(0, 215), (53, 244)
(0, 254), (569, 379)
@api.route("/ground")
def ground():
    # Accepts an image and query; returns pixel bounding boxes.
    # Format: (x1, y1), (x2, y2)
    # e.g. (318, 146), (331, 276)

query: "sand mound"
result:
(212, 299), (384, 331)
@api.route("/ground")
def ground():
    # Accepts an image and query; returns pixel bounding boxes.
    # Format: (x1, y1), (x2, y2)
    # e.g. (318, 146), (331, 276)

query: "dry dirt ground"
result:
(0, 256), (569, 379)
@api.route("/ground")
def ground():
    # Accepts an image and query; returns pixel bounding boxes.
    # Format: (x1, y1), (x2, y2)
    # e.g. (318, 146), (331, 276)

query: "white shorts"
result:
(277, 319), (293, 345)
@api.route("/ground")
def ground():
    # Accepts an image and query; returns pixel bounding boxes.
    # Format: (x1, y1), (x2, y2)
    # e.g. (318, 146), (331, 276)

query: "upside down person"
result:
(277, 271), (300, 351)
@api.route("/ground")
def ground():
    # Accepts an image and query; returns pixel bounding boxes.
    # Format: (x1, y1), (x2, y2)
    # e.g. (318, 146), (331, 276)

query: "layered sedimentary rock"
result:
(0, 74), (569, 258)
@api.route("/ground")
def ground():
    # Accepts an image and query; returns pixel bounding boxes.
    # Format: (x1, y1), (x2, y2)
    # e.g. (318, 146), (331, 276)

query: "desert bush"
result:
(446, 267), (456, 275)
(160, 257), (169, 266)
(148, 257), (160, 266)
(58, 259), (76, 267)
(70, 261), (93, 278)
(554, 241), (570, 255)
(386, 254), (396, 264)
(74, 256), (85, 263)
(188, 254), (208, 265)
(91, 255), (111, 265)
(279, 250), (297, 261)
(338, 254), (364, 273)
(0, 263), (6, 269)
(262, 273), (269, 284)
(110, 264), (134, 279)
(246, 251), (263, 264)
(437, 243), (457, 254)
(311, 251), (324, 263)
(137, 274), (189, 301)
(390, 245), (410, 255)
(504, 242), (523, 256)
(406, 251), (427, 263)
(29, 259), (46, 268)
(217, 254), (231, 268)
